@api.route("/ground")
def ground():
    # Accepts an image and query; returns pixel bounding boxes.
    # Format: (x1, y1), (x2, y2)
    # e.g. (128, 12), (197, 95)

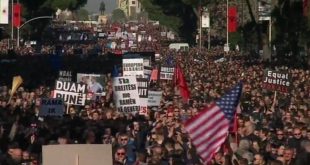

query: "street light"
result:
(17, 16), (53, 47)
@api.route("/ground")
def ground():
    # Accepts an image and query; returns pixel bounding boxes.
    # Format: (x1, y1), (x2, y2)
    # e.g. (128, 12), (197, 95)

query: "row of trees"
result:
(139, 0), (310, 66)
(5, 0), (310, 66)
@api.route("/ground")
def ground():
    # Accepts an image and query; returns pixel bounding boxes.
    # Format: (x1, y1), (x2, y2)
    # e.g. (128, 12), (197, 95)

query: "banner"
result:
(43, 145), (113, 165)
(39, 98), (64, 117)
(201, 11), (210, 28)
(58, 70), (72, 82)
(228, 7), (237, 32)
(262, 70), (291, 93)
(137, 78), (148, 115)
(13, 3), (21, 28)
(148, 91), (162, 107)
(53, 81), (87, 105)
(122, 58), (144, 77)
(113, 76), (140, 114)
(0, 0), (8, 24)
(160, 66), (174, 80)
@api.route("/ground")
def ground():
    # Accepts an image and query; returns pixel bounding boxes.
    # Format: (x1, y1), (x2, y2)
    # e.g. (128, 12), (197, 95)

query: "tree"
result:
(111, 9), (127, 23)
(271, 0), (310, 66)
(99, 1), (105, 15)
(140, 0), (200, 44)
(18, 0), (87, 41)
(76, 8), (89, 21)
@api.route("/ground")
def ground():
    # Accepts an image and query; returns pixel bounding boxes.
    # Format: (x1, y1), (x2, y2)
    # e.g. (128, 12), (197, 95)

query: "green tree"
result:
(140, 0), (201, 44)
(18, 0), (87, 41)
(76, 8), (89, 21)
(111, 9), (127, 23)
(272, 0), (310, 66)
(99, 1), (105, 15)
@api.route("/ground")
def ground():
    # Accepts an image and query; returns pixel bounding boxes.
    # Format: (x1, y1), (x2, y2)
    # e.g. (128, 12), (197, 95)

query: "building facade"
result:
(117, 0), (141, 17)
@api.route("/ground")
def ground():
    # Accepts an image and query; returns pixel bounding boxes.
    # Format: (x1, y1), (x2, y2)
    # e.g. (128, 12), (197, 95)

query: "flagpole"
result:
(199, 0), (202, 51)
(226, 0), (229, 47)
(11, 0), (14, 49)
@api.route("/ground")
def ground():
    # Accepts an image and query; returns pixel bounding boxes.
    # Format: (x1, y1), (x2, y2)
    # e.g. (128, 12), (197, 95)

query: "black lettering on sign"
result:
(138, 89), (147, 96)
(123, 93), (131, 98)
(119, 99), (136, 105)
(118, 78), (129, 84)
(48, 108), (55, 113)
(42, 99), (63, 105)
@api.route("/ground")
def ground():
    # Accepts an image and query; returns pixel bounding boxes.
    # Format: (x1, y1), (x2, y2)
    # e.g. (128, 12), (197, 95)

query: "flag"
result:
(0, 0), (9, 24)
(112, 65), (119, 77)
(13, 3), (21, 27)
(229, 110), (238, 133)
(184, 83), (242, 164)
(304, 0), (309, 16)
(174, 64), (190, 101)
(166, 55), (174, 66)
(8, 76), (23, 103)
(228, 6), (237, 32)
(150, 68), (158, 81)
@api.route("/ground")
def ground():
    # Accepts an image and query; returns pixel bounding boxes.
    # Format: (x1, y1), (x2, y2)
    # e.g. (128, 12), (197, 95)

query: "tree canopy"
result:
(18, 0), (87, 41)
(111, 9), (127, 23)
(140, 0), (199, 44)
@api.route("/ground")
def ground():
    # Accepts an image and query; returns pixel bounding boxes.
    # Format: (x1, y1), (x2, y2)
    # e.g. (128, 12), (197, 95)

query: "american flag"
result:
(184, 83), (242, 164)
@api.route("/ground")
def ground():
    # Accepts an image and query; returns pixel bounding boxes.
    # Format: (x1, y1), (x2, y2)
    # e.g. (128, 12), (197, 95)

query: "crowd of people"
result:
(0, 19), (309, 165)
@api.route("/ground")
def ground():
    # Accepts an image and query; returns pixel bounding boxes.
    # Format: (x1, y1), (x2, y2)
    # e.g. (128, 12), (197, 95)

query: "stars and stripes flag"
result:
(184, 82), (242, 164)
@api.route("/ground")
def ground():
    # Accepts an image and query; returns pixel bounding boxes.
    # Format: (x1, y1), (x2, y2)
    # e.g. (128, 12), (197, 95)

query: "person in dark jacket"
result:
(0, 142), (22, 165)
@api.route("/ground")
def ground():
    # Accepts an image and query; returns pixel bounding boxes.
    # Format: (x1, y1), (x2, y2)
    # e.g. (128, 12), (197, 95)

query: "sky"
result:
(84, 0), (117, 14)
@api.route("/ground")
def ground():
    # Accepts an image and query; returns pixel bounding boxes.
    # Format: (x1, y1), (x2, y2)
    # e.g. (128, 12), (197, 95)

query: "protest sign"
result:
(53, 81), (87, 105)
(39, 98), (64, 117)
(148, 91), (162, 107)
(144, 66), (152, 80)
(137, 78), (148, 115)
(42, 144), (113, 165)
(123, 52), (155, 65)
(160, 66), (174, 80)
(122, 58), (144, 77)
(58, 70), (72, 82)
(262, 70), (291, 93)
(143, 58), (150, 66)
(76, 74), (106, 100)
(113, 76), (140, 114)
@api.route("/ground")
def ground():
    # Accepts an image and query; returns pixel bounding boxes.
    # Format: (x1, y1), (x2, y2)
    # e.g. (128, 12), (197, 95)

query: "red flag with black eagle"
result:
(13, 3), (21, 28)
(304, 0), (309, 16)
(174, 64), (190, 102)
(228, 6), (237, 32)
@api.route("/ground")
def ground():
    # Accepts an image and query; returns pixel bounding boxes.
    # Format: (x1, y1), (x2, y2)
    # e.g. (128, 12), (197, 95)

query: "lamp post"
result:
(17, 16), (53, 47)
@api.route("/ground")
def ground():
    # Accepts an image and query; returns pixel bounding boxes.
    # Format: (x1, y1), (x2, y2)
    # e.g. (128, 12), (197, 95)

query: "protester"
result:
(0, 19), (309, 165)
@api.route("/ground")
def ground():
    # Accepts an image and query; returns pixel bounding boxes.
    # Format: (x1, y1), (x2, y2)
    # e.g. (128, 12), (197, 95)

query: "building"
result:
(117, 0), (141, 17)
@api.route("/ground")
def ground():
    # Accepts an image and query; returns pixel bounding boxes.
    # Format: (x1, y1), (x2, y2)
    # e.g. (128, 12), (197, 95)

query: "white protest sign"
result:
(144, 66), (152, 80)
(122, 58), (144, 77)
(53, 81), (87, 105)
(113, 76), (140, 114)
(137, 78), (148, 115)
(39, 98), (64, 116)
(160, 67), (174, 80)
(43, 144), (113, 165)
(148, 91), (162, 107)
